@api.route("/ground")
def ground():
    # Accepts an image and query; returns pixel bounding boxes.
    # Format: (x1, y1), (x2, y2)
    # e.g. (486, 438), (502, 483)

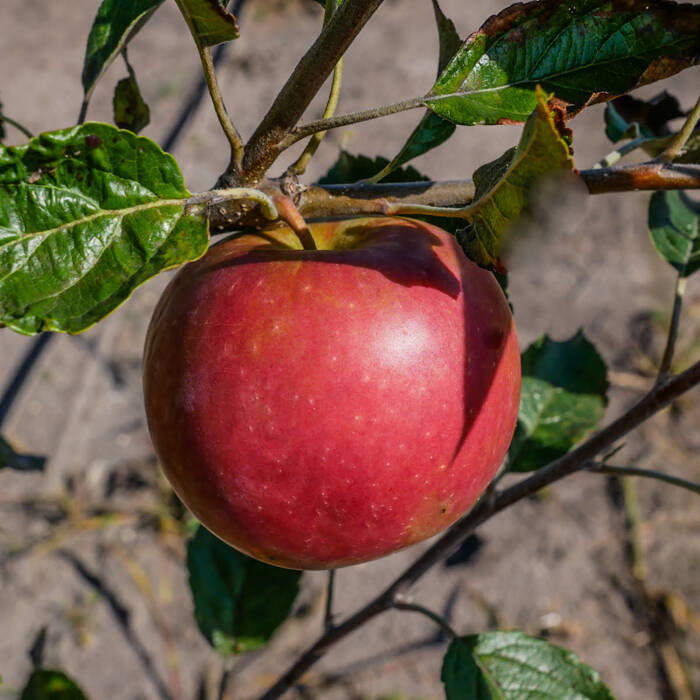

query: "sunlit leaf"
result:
(174, 0), (240, 48)
(648, 190), (700, 278)
(508, 331), (608, 473)
(81, 0), (163, 103)
(187, 526), (301, 655)
(442, 631), (616, 699)
(0, 123), (208, 335)
(427, 0), (700, 126)
(458, 88), (574, 270)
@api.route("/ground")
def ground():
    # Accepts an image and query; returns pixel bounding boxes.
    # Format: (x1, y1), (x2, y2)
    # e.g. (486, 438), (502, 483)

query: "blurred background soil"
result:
(1, 1), (699, 698)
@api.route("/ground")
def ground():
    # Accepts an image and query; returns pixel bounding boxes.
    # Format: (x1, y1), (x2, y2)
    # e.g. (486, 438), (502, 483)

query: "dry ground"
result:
(1, 1), (699, 699)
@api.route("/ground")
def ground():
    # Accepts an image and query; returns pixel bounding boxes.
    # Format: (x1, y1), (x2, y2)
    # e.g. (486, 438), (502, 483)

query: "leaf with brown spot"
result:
(427, 0), (700, 126)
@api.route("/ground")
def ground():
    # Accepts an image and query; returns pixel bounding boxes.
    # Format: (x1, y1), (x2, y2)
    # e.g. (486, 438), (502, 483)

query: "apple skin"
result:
(143, 217), (520, 569)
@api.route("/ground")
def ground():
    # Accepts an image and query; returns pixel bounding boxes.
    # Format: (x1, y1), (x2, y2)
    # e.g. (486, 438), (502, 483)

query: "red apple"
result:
(143, 217), (520, 569)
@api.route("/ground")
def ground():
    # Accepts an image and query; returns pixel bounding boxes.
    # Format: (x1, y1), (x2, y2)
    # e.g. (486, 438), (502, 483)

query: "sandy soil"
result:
(1, 1), (699, 699)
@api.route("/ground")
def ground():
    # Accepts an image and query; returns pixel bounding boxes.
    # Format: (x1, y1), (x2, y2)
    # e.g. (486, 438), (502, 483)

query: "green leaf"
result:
(442, 631), (616, 700)
(648, 190), (700, 278)
(187, 526), (301, 655)
(20, 669), (88, 700)
(508, 331), (608, 473)
(0, 123), (209, 335)
(113, 74), (150, 134)
(174, 0), (240, 48)
(81, 0), (164, 103)
(427, 0), (700, 126)
(0, 435), (45, 472)
(459, 88), (574, 270)
(319, 150), (429, 185)
(370, 0), (459, 181)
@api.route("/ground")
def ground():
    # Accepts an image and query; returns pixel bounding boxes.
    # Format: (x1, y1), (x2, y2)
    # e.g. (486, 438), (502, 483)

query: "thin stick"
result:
(198, 45), (244, 172)
(657, 275), (687, 383)
(0, 113), (33, 139)
(589, 463), (700, 496)
(392, 600), (460, 640)
(258, 360), (700, 700)
(174, 0), (244, 173)
(659, 95), (700, 163)
(324, 569), (336, 632)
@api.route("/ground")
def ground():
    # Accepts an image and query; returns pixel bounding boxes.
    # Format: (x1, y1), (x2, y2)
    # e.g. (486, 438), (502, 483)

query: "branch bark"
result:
(258, 360), (700, 700)
(202, 162), (700, 232)
(240, 0), (386, 184)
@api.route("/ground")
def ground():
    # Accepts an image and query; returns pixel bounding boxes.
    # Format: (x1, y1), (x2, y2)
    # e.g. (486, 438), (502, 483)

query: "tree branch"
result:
(587, 462), (700, 495)
(258, 360), (700, 700)
(203, 162), (700, 233)
(240, 0), (386, 184)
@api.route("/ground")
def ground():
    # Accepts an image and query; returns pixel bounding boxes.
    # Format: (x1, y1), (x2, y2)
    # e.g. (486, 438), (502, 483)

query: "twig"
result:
(174, 0), (244, 175)
(241, 0), (387, 183)
(203, 161), (700, 233)
(392, 599), (460, 640)
(287, 0), (345, 177)
(589, 462), (700, 496)
(657, 275), (687, 383)
(659, 95), (700, 163)
(258, 360), (700, 700)
(281, 96), (426, 149)
(162, 0), (246, 153)
(324, 569), (336, 632)
(0, 112), (33, 139)
(593, 134), (647, 169)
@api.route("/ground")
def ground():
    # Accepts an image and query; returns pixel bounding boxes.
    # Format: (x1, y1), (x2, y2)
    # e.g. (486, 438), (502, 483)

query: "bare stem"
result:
(392, 599), (460, 640)
(202, 162), (700, 233)
(258, 360), (700, 700)
(324, 569), (336, 632)
(657, 274), (687, 383)
(282, 96), (427, 149)
(198, 45), (245, 173)
(588, 462), (700, 496)
(659, 95), (700, 163)
(241, 0), (387, 183)
(0, 112), (33, 139)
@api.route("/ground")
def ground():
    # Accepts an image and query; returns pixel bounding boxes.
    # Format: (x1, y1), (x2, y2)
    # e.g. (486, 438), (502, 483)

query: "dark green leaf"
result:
(20, 669), (88, 700)
(508, 331), (608, 473)
(0, 123), (209, 335)
(81, 0), (164, 102)
(187, 525), (301, 655)
(442, 631), (616, 700)
(459, 88), (574, 270)
(370, 0), (459, 182)
(427, 0), (700, 126)
(604, 92), (684, 143)
(318, 150), (429, 185)
(113, 74), (150, 134)
(648, 191), (700, 278)
(0, 435), (45, 472)
(174, 0), (240, 48)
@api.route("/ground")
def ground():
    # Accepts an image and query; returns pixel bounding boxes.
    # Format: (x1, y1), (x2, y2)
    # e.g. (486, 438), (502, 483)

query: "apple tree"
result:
(1, 0), (699, 698)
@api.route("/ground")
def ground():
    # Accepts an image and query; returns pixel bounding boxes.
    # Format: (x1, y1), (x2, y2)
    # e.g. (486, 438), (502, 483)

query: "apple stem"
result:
(273, 194), (318, 250)
(324, 569), (336, 632)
